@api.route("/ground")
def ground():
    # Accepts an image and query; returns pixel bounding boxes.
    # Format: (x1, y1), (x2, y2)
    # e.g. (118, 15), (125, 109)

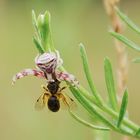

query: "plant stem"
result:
(103, 105), (139, 132)
(77, 85), (139, 134)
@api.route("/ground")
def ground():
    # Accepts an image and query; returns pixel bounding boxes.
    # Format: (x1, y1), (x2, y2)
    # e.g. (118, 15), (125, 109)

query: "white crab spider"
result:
(12, 51), (78, 85)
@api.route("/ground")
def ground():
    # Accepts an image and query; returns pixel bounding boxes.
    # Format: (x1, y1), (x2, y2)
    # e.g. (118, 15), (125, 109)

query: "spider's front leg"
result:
(56, 71), (79, 86)
(12, 69), (45, 85)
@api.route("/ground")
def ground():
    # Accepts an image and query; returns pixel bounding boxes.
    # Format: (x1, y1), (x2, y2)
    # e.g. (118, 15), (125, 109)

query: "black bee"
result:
(35, 79), (74, 112)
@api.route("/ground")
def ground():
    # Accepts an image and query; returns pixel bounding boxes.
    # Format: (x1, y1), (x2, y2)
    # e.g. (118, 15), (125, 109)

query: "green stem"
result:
(70, 86), (140, 138)
(103, 105), (139, 132)
(59, 64), (139, 137)
(83, 87), (138, 132)
(69, 110), (110, 131)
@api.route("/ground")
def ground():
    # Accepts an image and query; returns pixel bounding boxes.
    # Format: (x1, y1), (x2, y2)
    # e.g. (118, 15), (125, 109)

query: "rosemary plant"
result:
(31, 10), (140, 139)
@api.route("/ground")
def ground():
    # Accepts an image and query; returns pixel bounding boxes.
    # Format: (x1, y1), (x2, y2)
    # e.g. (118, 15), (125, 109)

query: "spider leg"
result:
(56, 71), (79, 86)
(12, 69), (45, 85)
(55, 50), (63, 68)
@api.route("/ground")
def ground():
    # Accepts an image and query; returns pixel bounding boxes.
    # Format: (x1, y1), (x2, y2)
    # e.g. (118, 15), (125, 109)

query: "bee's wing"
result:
(35, 94), (48, 111)
(59, 93), (77, 110)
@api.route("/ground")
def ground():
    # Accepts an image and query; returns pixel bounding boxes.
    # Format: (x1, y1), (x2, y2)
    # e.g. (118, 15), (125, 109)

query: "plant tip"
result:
(79, 43), (84, 48)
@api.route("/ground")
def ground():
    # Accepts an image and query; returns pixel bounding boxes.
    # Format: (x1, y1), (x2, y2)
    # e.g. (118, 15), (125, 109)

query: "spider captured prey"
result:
(12, 51), (78, 112)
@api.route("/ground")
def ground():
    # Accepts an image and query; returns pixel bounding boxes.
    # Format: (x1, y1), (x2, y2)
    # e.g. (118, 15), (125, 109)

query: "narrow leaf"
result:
(33, 36), (45, 54)
(117, 90), (128, 127)
(135, 128), (140, 136)
(116, 7), (140, 35)
(43, 11), (51, 49)
(37, 11), (54, 51)
(69, 110), (110, 131)
(43, 11), (55, 51)
(70, 86), (118, 130)
(70, 86), (140, 136)
(32, 10), (38, 33)
(79, 43), (103, 104)
(132, 58), (140, 63)
(37, 11), (51, 51)
(37, 12), (49, 42)
(110, 31), (140, 52)
(104, 57), (118, 111)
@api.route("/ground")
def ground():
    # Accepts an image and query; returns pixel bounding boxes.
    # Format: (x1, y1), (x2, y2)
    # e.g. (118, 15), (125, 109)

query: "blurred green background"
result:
(1, 0), (140, 140)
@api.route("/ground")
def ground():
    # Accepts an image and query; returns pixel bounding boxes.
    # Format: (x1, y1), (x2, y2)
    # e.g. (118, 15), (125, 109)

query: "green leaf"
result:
(104, 57), (118, 111)
(33, 36), (45, 54)
(135, 128), (140, 136)
(37, 11), (52, 51)
(70, 86), (118, 130)
(110, 31), (140, 52)
(79, 43), (103, 104)
(32, 10), (38, 33)
(116, 7), (140, 35)
(69, 110), (110, 131)
(117, 90), (128, 127)
(71, 84), (139, 136)
(132, 58), (140, 63)
(37, 12), (50, 41)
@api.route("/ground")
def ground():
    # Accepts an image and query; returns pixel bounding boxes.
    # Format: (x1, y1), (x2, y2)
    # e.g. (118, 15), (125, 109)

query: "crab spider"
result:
(12, 51), (78, 85)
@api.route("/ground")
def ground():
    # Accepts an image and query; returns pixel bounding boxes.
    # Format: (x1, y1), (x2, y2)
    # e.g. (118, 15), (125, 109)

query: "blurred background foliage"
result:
(0, 0), (140, 140)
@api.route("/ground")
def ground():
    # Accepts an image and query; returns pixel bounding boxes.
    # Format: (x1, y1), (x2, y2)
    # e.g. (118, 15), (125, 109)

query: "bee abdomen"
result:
(48, 96), (60, 112)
